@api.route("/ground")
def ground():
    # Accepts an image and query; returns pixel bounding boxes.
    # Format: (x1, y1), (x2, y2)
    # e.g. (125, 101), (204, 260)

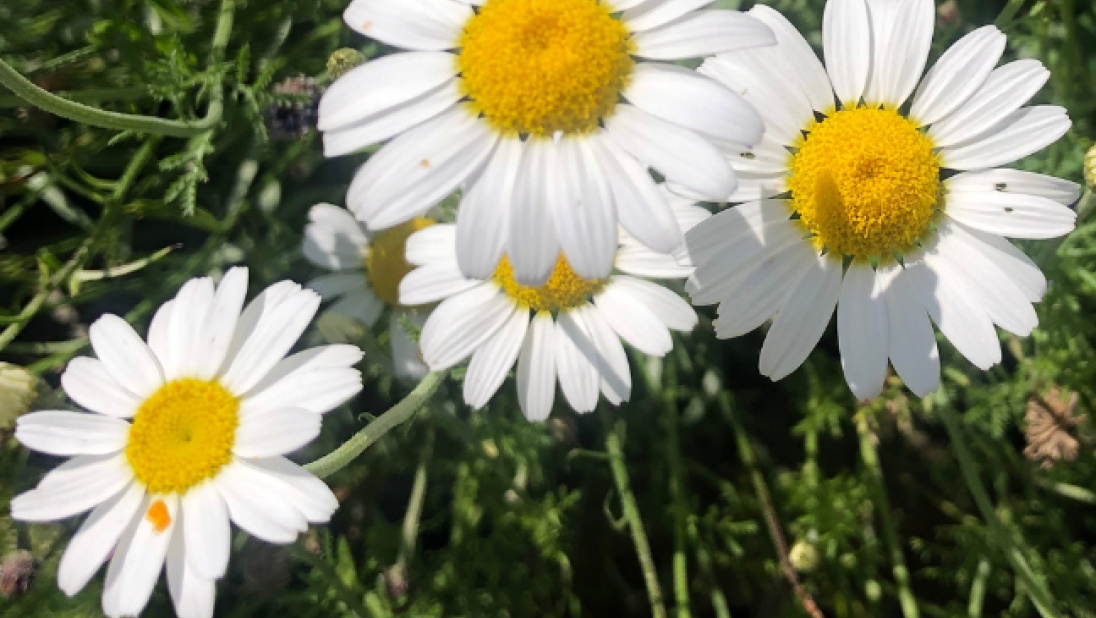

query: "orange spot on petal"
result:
(420, 159), (431, 168)
(146, 499), (172, 533)
(362, 20), (373, 30)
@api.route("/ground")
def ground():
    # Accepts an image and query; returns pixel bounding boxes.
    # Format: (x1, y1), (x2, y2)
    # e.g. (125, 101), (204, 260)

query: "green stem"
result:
(856, 414), (919, 618)
(604, 417), (667, 618)
(0, 86), (149, 109)
(304, 372), (444, 479)
(664, 397), (692, 618)
(968, 558), (991, 618)
(396, 426), (433, 569)
(995, 0), (1028, 28)
(0, 0), (235, 136)
(936, 405), (1061, 618)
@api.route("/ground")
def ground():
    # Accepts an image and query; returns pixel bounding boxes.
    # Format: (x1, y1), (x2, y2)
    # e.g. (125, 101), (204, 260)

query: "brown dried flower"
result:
(1025, 387), (1082, 468)
(0, 550), (37, 598)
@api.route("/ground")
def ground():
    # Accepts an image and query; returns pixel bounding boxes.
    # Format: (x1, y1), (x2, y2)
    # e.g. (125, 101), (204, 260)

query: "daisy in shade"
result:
(303, 203), (429, 379)
(11, 268), (361, 618)
(319, 0), (774, 286)
(677, 0), (1078, 401)
(399, 188), (709, 420)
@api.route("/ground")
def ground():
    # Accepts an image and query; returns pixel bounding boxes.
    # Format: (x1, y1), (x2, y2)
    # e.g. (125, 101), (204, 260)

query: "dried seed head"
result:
(1024, 387), (1082, 468)
(0, 551), (37, 598)
(265, 76), (322, 141)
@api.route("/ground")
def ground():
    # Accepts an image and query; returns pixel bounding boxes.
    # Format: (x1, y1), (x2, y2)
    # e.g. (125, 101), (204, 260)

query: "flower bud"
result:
(789, 540), (821, 573)
(0, 551), (37, 599)
(327, 48), (366, 81)
(0, 363), (37, 431)
(1085, 143), (1096, 190)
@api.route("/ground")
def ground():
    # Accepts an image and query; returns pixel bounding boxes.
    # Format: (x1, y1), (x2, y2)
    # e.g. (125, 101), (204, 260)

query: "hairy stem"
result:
(304, 372), (444, 479)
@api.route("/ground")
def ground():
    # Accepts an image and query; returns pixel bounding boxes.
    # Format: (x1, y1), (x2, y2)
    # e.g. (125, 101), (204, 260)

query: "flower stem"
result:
(936, 405), (1061, 618)
(855, 412), (920, 618)
(603, 416), (667, 618)
(304, 372), (444, 479)
(663, 395), (692, 618)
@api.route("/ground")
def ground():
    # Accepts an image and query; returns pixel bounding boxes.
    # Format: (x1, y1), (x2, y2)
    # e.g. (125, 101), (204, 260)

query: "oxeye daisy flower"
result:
(319, 0), (775, 286)
(678, 0), (1078, 400)
(11, 268), (361, 618)
(398, 188), (709, 420)
(303, 203), (429, 379)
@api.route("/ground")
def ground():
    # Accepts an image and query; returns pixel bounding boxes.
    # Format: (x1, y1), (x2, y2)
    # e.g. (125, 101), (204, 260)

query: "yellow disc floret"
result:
(127, 379), (239, 494)
(459, 0), (635, 136)
(494, 254), (606, 312)
(787, 107), (941, 260)
(365, 217), (435, 307)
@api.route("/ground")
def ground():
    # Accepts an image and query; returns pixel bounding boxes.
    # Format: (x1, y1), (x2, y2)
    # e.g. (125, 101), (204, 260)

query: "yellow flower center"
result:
(787, 107), (941, 260)
(365, 217), (435, 307)
(126, 379), (239, 494)
(458, 0), (635, 136)
(494, 254), (606, 312)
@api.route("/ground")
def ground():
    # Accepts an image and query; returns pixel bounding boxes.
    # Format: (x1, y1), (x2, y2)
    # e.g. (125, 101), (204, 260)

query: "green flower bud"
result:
(1085, 143), (1096, 190)
(328, 48), (366, 81)
(789, 540), (821, 573)
(0, 363), (37, 431)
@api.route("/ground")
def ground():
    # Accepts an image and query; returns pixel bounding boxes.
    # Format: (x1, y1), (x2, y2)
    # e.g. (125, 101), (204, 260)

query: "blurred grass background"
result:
(2, 0), (1096, 616)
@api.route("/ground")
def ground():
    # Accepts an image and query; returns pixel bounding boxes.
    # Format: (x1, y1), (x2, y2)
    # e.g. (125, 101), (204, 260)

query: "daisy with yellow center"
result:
(399, 187), (710, 420)
(319, 0), (775, 286)
(677, 0), (1077, 401)
(303, 203), (433, 379)
(11, 268), (361, 618)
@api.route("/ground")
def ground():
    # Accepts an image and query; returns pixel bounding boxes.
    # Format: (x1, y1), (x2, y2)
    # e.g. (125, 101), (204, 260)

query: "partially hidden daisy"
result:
(319, 0), (775, 286)
(678, 0), (1078, 400)
(303, 203), (429, 379)
(398, 188), (709, 420)
(11, 268), (362, 618)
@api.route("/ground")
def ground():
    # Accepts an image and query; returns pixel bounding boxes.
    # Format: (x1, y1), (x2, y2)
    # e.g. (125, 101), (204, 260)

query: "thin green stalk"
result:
(688, 518), (732, 618)
(664, 397), (692, 618)
(856, 413), (920, 618)
(968, 558), (991, 618)
(995, 0), (1028, 28)
(0, 0), (235, 136)
(936, 405), (1061, 618)
(1036, 479), (1096, 504)
(0, 86), (149, 109)
(396, 426), (434, 569)
(304, 372), (444, 479)
(604, 417), (667, 618)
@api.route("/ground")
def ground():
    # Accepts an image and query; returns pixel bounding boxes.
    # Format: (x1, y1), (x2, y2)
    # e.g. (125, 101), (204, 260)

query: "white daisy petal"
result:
(713, 242), (817, 339)
(147, 299), (174, 368)
(348, 106), (498, 230)
(391, 311), (430, 380)
(162, 277), (215, 378)
(748, 5), (834, 113)
(699, 52), (814, 145)
(905, 259), (1001, 370)
(181, 481), (231, 580)
(633, 10), (777, 60)
(940, 106), (1071, 171)
(11, 453), (134, 522)
(612, 275), (696, 332)
(464, 310), (529, 409)
(400, 262), (480, 306)
(57, 482), (145, 597)
(15, 411), (129, 456)
(944, 190), (1077, 240)
(837, 263), (889, 401)
(329, 288), (385, 327)
(60, 357), (141, 418)
(676, 199), (780, 266)
(759, 255), (842, 381)
(306, 272), (367, 300)
(581, 304), (632, 405)
(594, 134), (682, 254)
(622, 62), (764, 147)
(624, 0), (717, 33)
(508, 139), (560, 286)
(457, 137), (522, 279)
(614, 243), (693, 279)
(555, 310), (601, 414)
(594, 282), (674, 356)
(686, 216), (805, 307)
(883, 269), (940, 397)
(930, 60), (1051, 148)
(549, 138), (617, 280)
(823, 0), (871, 105)
(102, 494), (177, 618)
(303, 209), (368, 271)
(220, 286), (321, 395)
(726, 173), (787, 204)
(911, 25), (1006, 126)
(323, 79), (461, 157)
(166, 529), (216, 618)
(343, 0), (470, 51)
(866, 0), (934, 107)
(234, 408), (322, 458)
(319, 52), (458, 132)
(245, 457), (340, 524)
(517, 312), (558, 422)
(420, 284), (517, 370)
(89, 314), (164, 399)
(406, 224), (458, 266)
(198, 267), (249, 381)
(215, 460), (307, 544)
(946, 168), (1081, 205)
(605, 104), (736, 202)
(951, 221), (1047, 302)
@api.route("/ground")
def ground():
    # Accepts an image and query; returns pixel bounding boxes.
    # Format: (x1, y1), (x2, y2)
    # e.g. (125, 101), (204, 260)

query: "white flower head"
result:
(400, 187), (710, 420)
(303, 203), (430, 379)
(12, 268), (362, 618)
(679, 0), (1078, 401)
(319, 0), (776, 287)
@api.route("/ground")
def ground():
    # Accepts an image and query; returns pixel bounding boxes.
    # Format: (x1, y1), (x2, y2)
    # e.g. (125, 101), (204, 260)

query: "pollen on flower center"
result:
(787, 107), (941, 260)
(458, 0), (635, 136)
(126, 379), (239, 495)
(366, 217), (435, 307)
(494, 254), (606, 312)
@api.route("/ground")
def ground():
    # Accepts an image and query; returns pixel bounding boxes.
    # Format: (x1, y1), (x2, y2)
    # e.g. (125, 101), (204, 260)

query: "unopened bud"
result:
(0, 363), (37, 431)
(1085, 143), (1096, 190)
(789, 540), (821, 573)
(0, 551), (37, 598)
(327, 48), (366, 81)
